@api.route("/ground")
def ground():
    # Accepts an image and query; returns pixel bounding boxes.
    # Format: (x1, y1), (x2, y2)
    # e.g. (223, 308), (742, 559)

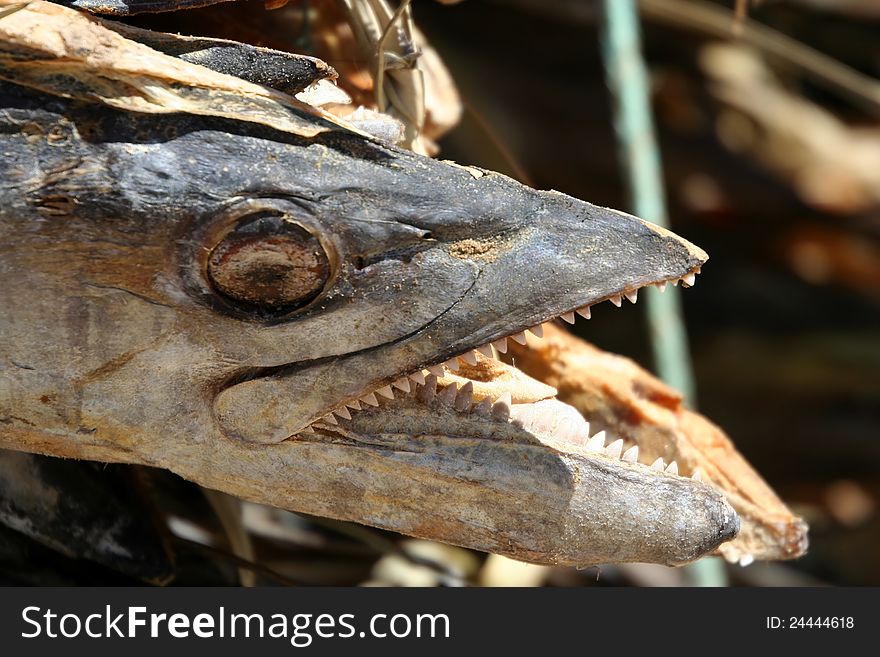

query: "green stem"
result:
(600, 0), (726, 586)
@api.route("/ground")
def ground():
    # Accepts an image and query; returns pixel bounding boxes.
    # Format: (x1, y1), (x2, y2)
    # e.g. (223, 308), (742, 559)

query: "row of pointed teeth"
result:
(314, 378), (702, 481)
(318, 376), (516, 427)
(558, 268), (700, 324)
(581, 429), (699, 479)
(441, 269), (702, 364)
(314, 326), (544, 423)
(434, 269), (704, 373)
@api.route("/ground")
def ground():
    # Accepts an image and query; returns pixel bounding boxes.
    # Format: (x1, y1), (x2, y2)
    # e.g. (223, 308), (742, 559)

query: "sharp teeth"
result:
(622, 445), (639, 462)
(334, 406), (351, 420)
(300, 425), (314, 434)
(392, 378), (411, 393)
(576, 306), (592, 320)
(527, 324), (544, 338)
(376, 385), (395, 399)
(586, 431), (607, 452)
(682, 272), (696, 287)
(438, 383), (458, 405)
(459, 350), (479, 366)
(691, 468), (703, 482)
(609, 294), (622, 307)
(492, 392), (512, 421)
(492, 338), (508, 354)
(650, 458), (665, 471)
(444, 358), (460, 371)
(624, 289), (638, 304)
(509, 403), (534, 430)
(603, 439), (623, 458)
(557, 417), (583, 443)
(672, 278), (680, 286)
(665, 461), (679, 475)
(345, 399), (362, 411)
(322, 413), (338, 425)
(473, 397), (493, 416)
(510, 331), (528, 345)
(455, 382), (473, 411)
(655, 281), (667, 293)
(409, 371), (426, 386)
(476, 344), (495, 358)
(738, 554), (755, 567)
(361, 392), (379, 406)
(427, 364), (445, 377)
(560, 311), (576, 324)
(417, 375), (437, 403)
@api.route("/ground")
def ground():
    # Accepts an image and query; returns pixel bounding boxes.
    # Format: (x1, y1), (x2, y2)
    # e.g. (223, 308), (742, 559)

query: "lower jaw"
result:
(308, 349), (697, 483)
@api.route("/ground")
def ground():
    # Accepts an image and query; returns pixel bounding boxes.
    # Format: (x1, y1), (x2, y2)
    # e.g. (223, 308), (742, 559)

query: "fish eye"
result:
(207, 210), (330, 312)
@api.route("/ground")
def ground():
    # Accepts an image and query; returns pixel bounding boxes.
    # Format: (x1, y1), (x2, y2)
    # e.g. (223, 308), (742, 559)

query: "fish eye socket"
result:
(207, 210), (330, 312)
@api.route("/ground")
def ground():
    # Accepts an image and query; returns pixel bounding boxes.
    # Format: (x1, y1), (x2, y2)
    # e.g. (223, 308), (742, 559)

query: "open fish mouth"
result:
(284, 261), (738, 568)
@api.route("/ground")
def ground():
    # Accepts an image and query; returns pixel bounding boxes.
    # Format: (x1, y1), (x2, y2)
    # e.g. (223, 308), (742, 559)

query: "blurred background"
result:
(419, 0), (880, 586)
(2, 0), (878, 586)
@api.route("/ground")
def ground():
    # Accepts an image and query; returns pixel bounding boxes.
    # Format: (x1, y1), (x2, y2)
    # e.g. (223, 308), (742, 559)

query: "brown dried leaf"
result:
(0, 0), (359, 139)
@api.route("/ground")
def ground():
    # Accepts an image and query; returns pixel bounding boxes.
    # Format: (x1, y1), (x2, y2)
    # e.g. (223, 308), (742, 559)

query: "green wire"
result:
(599, 0), (726, 586)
